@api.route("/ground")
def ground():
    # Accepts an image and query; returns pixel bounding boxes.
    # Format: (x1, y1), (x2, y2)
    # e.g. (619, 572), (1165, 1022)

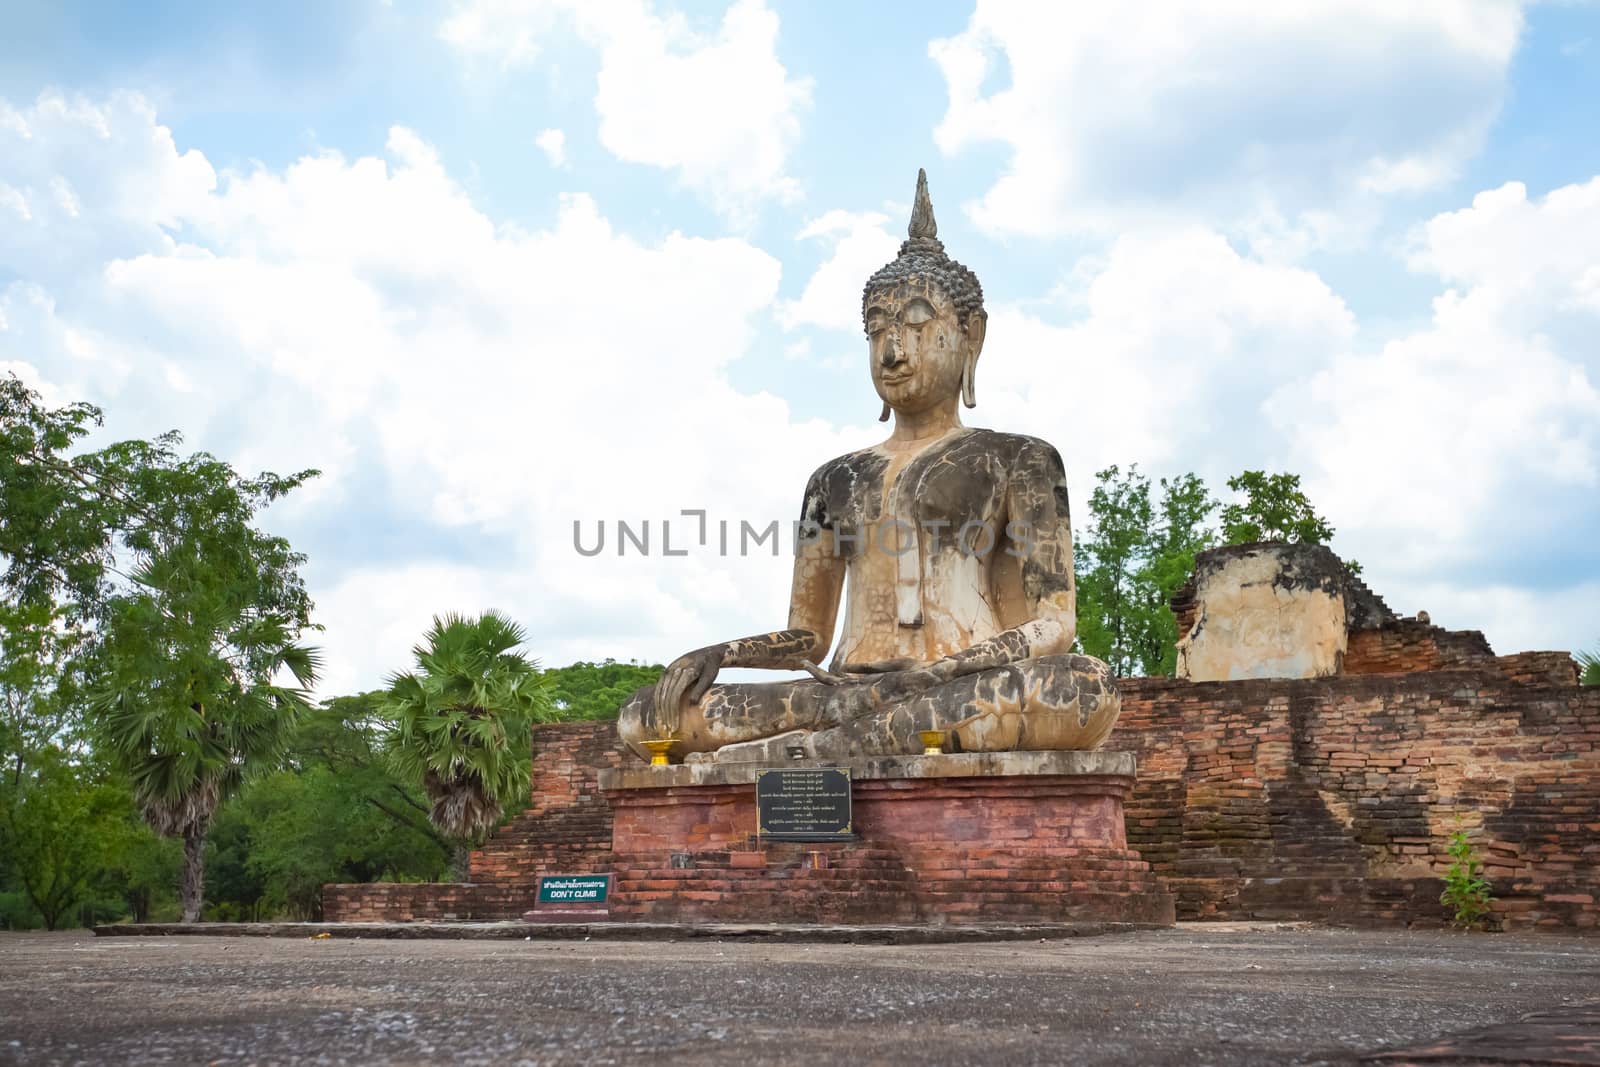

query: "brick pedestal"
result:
(598, 751), (1175, 926)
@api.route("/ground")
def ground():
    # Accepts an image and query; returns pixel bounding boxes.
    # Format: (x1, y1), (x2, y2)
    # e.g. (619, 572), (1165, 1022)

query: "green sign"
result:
(537, 875), (610, 904)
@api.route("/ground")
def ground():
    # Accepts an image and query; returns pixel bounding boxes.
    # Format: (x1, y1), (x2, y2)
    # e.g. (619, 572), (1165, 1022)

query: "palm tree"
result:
(1579, 644), (1600, 686)
(94, 581), (319, 923)
(382, 612), (551, 879)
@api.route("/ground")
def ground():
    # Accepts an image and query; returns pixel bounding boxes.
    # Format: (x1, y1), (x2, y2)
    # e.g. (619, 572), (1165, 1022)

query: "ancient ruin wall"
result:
(1117, 670), (1599, 929)
(326, 673), (1598, 930)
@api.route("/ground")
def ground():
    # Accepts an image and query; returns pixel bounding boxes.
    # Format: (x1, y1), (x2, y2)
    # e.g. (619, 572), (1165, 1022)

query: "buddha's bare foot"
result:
(704, 729), (811, 764)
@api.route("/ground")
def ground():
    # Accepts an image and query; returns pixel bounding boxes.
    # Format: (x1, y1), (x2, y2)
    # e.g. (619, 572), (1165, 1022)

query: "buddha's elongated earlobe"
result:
(879, 401), (892, 422)
(962, 310), (986, 409)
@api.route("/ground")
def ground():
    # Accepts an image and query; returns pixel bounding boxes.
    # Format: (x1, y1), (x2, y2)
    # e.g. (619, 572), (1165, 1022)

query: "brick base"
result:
(603, 757), (1175, 926)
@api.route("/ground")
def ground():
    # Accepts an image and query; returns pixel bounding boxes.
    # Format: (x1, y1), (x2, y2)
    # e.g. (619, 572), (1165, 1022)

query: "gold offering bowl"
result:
(641, 737), (678, 767)
(919, 730), (947, 756)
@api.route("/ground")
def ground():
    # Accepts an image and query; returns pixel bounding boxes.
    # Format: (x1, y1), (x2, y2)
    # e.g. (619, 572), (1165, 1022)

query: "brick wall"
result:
(326, 675), (1599, 931)
(607, 773), (1174, 925)
(1113, 670), (1600, 929)
(1342, 620), (1496, 675)
(469, 721), (626, 886)
(321, 882), (533, 922)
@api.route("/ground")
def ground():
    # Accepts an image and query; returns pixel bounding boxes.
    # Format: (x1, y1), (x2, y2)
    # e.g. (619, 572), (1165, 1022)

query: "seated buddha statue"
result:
(618, 170), (1120, 764)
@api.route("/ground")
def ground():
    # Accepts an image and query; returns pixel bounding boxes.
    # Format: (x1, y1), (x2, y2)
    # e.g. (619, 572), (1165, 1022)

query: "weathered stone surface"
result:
(617, 170), (1118, 763)
(1173, 542), (1351, 681)
(1169, 540), (1580, 686)
(599, 749), (1136, 791)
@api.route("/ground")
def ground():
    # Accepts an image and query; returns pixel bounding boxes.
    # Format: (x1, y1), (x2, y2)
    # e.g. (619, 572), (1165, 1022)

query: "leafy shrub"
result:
(1440, 827), (1494, 929)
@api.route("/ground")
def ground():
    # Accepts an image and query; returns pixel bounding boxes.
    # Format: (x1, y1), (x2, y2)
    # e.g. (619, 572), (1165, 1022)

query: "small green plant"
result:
(1440, 826), (1494, 929)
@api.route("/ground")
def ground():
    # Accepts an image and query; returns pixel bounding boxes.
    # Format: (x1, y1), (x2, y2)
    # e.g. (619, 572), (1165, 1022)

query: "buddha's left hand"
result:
(652, 644), (727, 735)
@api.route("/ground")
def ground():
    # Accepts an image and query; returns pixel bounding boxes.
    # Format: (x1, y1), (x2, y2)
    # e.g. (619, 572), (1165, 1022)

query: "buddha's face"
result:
(865, 277), (981, 416)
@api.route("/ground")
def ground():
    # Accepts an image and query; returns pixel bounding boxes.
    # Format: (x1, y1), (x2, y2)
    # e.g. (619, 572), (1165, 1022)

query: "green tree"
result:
(546, 660), (664, 721)
(1139, 473), (1220, 675)
(1, 374), (313, 628)
(1076, 466), (1218, 676)
(1219, 470), (1335, 545)
(93, 556), (320, 922)
(2, 375), (319, 924)
(1075, 465), (1154, 676)
(383, 612), (553, 879)
(206, 694), (449, 919)
(0, 751), (126, 929)
(1, 600), (83, 786)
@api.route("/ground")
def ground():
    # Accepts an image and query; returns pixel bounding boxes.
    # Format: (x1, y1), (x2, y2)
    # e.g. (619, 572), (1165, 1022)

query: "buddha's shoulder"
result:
(952, 427), (1065, 467)
(805, 445), (891, 491)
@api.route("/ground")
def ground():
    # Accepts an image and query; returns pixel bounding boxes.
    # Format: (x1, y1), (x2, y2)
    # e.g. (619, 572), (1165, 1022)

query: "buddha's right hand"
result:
(652, 644), (727, 735)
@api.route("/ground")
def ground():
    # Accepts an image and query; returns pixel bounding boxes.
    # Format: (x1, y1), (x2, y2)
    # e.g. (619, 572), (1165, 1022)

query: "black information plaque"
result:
(755, 767), (854, 841)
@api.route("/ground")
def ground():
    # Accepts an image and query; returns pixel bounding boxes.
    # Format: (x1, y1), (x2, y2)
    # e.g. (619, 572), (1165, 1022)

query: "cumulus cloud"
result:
(967, 186), (1598, 654)
(930, 1), (1524, 243)
(2, 92), (866, 695)
(1271, 179), (1600, 591)
(776, 210), (900, 333)
(977, 228), (1356, 487)
(0, 92), (217, 281)
(441, 0), (812, 220)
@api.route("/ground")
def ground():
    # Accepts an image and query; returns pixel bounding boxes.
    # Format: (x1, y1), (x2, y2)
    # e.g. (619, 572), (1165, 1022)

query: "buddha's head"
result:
(861, 169), (987, 421)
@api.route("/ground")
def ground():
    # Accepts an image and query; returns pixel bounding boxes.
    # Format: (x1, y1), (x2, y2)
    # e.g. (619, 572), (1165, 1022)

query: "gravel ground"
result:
(1, 923), (1597, 1066)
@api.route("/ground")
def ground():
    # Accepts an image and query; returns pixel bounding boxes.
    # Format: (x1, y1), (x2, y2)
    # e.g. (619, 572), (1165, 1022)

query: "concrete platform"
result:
(7, 924), (1598, 1065)
(92, 919), (1157, 944)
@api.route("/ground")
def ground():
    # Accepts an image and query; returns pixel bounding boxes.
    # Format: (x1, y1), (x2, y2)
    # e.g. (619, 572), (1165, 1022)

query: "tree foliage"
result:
(204, 694), (450, 919)
(545, 660), (664, 721)
(2, 373), (321, 923)
(1077, 466), (1356, 676)
(1579, 645), (1600, 687)
(0, 374), (315, 627)
(1076, 466), (1219, 677)
(1220, 470), (1335, 546)
(383, 612), (553, 874)
(0, 750), (124, 929)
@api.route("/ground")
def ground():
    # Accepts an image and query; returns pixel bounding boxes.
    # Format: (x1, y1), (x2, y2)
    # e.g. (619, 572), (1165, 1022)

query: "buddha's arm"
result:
(651, 532), (846, 729)
(930, 440), (1078, 681)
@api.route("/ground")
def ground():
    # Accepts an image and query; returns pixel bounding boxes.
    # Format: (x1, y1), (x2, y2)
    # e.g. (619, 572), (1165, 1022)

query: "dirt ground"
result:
(1, 923), (1597, 1066)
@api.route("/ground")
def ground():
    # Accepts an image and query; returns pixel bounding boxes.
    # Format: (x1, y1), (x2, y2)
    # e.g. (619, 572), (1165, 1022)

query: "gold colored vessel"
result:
(641, 737), (678, 767)
(919, 730), (947, 756)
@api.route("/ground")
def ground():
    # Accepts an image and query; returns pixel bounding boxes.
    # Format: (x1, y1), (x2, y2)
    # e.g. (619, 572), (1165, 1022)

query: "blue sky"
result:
(3, 0), (1597, 693)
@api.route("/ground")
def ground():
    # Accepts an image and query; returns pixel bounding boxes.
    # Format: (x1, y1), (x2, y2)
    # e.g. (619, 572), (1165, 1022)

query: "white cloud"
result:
(930, 2), (1524, 243)
(777, 210), (899, 333)
(3, 92), (865, 696)
(0, 92), (217, 280)
(970, 195), (1598, 656)
(1272, 178), (1600, 585)
(441, 0), (812, 220)
(978, 227), (1356, 487)
(535, 127), (567, 167)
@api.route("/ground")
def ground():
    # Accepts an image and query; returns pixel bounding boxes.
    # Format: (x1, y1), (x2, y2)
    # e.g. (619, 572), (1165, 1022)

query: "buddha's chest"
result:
(829, 437), (1009, 554)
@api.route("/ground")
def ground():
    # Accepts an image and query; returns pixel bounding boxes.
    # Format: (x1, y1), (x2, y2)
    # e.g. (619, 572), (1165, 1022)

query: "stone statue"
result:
(618, 170), (1120, 763)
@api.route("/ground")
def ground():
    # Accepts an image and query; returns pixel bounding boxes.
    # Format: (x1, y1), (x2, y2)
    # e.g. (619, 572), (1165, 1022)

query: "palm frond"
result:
(380, 611), (548, 842)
